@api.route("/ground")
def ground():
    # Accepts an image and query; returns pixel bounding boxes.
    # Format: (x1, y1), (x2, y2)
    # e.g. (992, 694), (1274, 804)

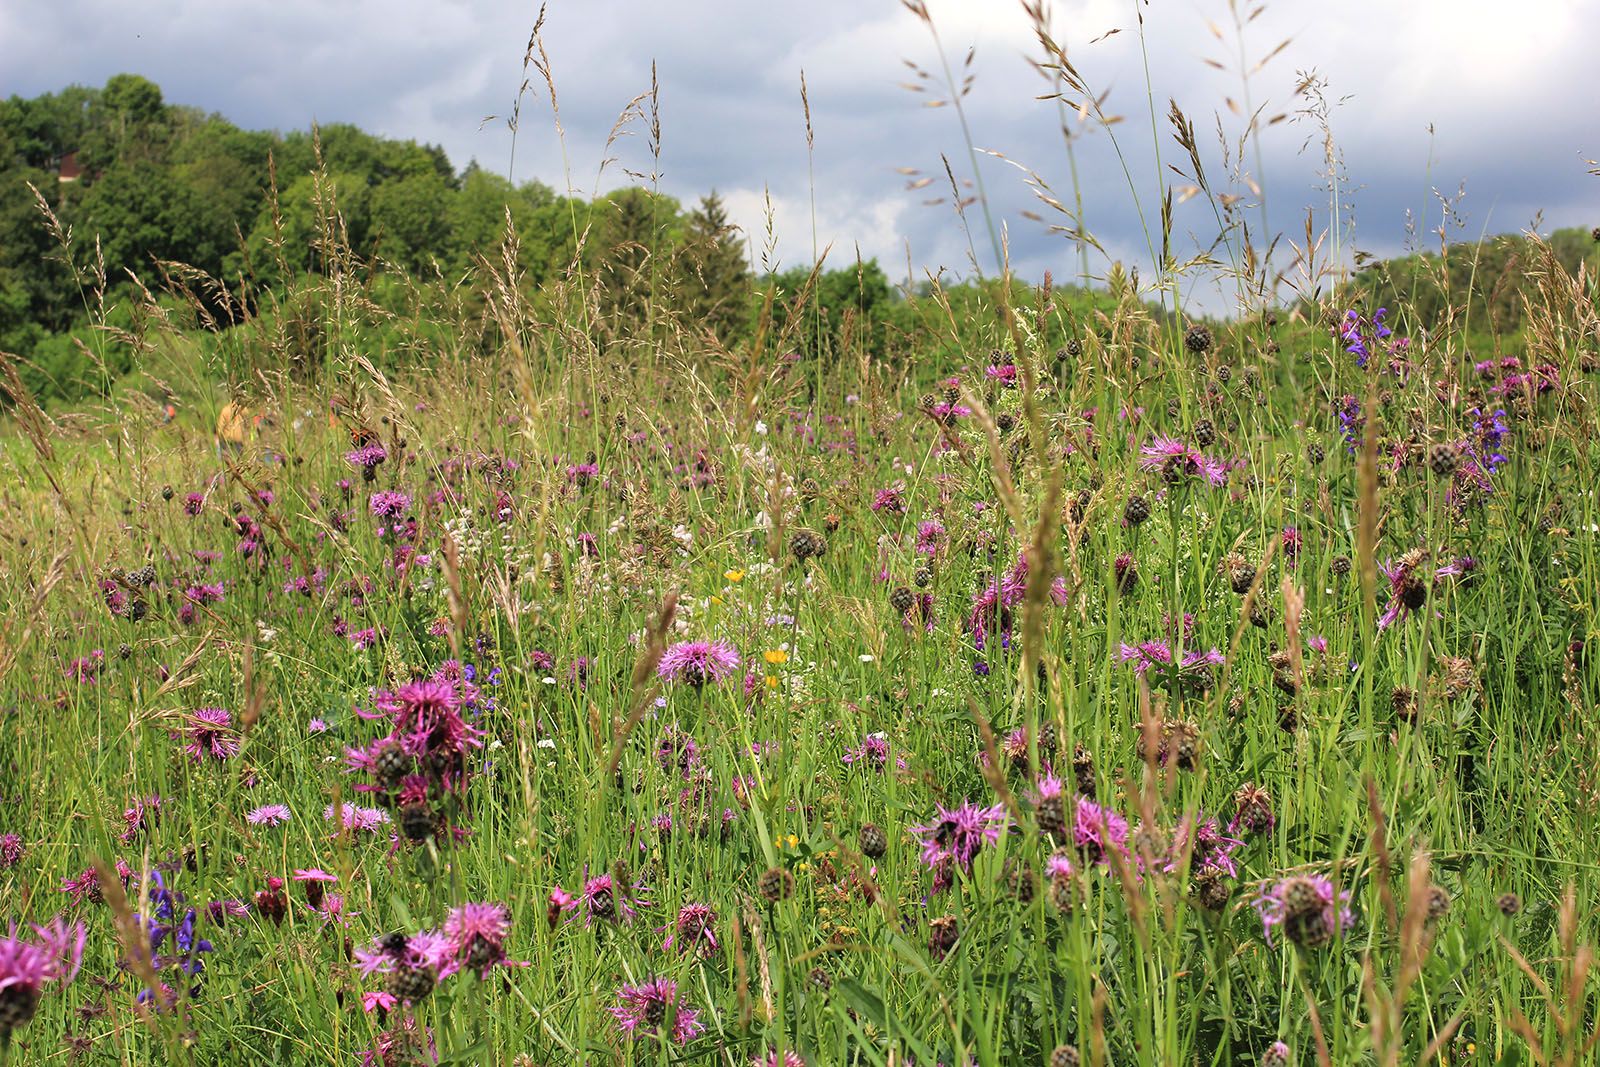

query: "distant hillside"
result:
(1342, 227), (1600, 351)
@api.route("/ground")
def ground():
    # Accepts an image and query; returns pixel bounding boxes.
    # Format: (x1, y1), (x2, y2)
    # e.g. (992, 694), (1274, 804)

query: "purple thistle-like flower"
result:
(753, 1052), (807, 1067)
(1045, 851), (1076, 881)
(841, 733), (890, 770)
(967, 552), (1068, 649)
(346, 442), (388, 470)
(120, 794), (164, 843)
(580, 872), (649, 926)
(1166, 813), (1245, 878)
(1256, 874), (1354, 948)
(0, 918), (85, 1039)
(661, 902), (720, 958)
(870, 485), (906, 513)
(910, 801), (1007, 874)
(1118, 641), (1224, 694)
(1073, 797), (1131, 866)
(352, 928), (454, 980)
(608, 977), (704, 1046)
(657, 640), (740, 688)
(184, 708), (242, 761)
(1138, 436), (1227, 486)
(0, 833), (23, 868)
(443, 901), (513, 977)
(324, 803), (391, 833)
(247, 804), (291, 827)
(368, 490), (411, 520)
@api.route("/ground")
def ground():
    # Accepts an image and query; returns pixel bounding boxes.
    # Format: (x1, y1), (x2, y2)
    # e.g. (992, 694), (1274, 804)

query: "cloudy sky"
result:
(4, 0), (1596, 310)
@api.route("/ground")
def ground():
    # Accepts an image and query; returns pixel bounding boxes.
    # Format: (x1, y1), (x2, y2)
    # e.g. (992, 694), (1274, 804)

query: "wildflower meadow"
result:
(2, 4), (1599, 1066)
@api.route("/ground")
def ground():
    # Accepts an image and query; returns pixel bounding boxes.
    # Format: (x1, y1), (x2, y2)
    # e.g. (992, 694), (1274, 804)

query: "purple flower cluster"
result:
(658, 640), (740, 688)
(1139, 436), (1227, 486)
(967, 552), (1068, 650)
(1118, 640), (1224, 695)
(608, 976), (703, 1046)
(1337, 307), (1409, 371)
(0, 916), (84, 1041)
(1256, 873), (1353, 948)
(911, 801), (1007, 879)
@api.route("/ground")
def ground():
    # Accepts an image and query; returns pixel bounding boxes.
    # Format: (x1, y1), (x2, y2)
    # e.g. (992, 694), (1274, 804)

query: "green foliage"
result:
(1347, 228), (1600, 351)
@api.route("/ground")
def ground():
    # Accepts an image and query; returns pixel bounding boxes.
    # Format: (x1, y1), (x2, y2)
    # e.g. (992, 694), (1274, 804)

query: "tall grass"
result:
(1, 3), (1598, 1066)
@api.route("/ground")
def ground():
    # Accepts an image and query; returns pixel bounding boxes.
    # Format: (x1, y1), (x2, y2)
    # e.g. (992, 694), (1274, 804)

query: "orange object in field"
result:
(215, 402), (273, 456)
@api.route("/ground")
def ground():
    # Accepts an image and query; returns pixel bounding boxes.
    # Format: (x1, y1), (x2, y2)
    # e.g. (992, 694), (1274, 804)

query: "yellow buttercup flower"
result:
(765, 675), (778, 689)
(763, 649), (788, 665)
(724, 568), (745, 582)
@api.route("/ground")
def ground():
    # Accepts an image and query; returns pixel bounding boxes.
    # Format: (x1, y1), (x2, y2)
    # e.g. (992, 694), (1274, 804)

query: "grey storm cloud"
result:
(4, 0), (1597, 311)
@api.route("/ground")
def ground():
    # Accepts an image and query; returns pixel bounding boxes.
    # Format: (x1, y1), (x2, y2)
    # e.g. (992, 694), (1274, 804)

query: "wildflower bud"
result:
(995, 413), (1015, 434)
(757, 867), (794, 903)
(889, 586), (915, 615)
(400, 803), (435, 843)
(1047, 872), (1077, 913)
(1428, 442), (1460, 477)
(1112, 553), (1137, 594)
(1184, 324), (1213, 354)
(928, 915), (960, 960)
(1216, 364), (1232, 383)
(790, 530), (826, 562)
(919, 392), (938, 412)
(1193, 419), (1216, 448)
(1223, 553), (1257, 595)
(944, 385), (961, 406)
(1065, 338), (1083, 357)
(1123, 495), (1150, 526)
(161, 485), (174, 500)
(1331, 555), (1352, 577)
(1194, 867), (1231, 911)
(1070, 745), (1096, 798)
(1049, 1045), (1081, 1067)
(0, 984), (42, 1041)
(859, 823), (887, 859)
(913, 566), (933, 588)
(255, 880), (287, 926)
(385, 964), (436, 1003)
(1424, 885), (1451, 923)
(374, 743), (411, 789)
(1261, 1042), (1291, 1067)
(808, 966), (832, 990)
(1497, 892), (1522, 916)
(1232, 782), (1274, 836)
(1037, 790), (1066, 838)
(1307, 442), (1325, 465)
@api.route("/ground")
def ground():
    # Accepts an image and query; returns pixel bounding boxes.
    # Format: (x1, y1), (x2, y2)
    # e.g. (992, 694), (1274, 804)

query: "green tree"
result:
(590, 186), (684, 339)
(370, 171), (454, 273)
(679, 191), (752, 345)
(76, 162), (232, 281)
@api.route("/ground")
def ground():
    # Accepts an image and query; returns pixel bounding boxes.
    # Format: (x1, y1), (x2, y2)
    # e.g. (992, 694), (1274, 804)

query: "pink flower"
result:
(1138, 436), (1227, 486)
(657, 641), (740, 688)
(443, 902), (513, 976)
(324, 803), (391, 833)
(609, 977), (703, 1045)
(910, 801), (1007, 875)
(247, 804), (291, 826)
(184, 708), (241, 761)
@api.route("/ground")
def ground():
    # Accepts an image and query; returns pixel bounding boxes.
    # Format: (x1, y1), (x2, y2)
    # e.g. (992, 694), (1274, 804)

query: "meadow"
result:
(2, 9), (1600, 1067)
